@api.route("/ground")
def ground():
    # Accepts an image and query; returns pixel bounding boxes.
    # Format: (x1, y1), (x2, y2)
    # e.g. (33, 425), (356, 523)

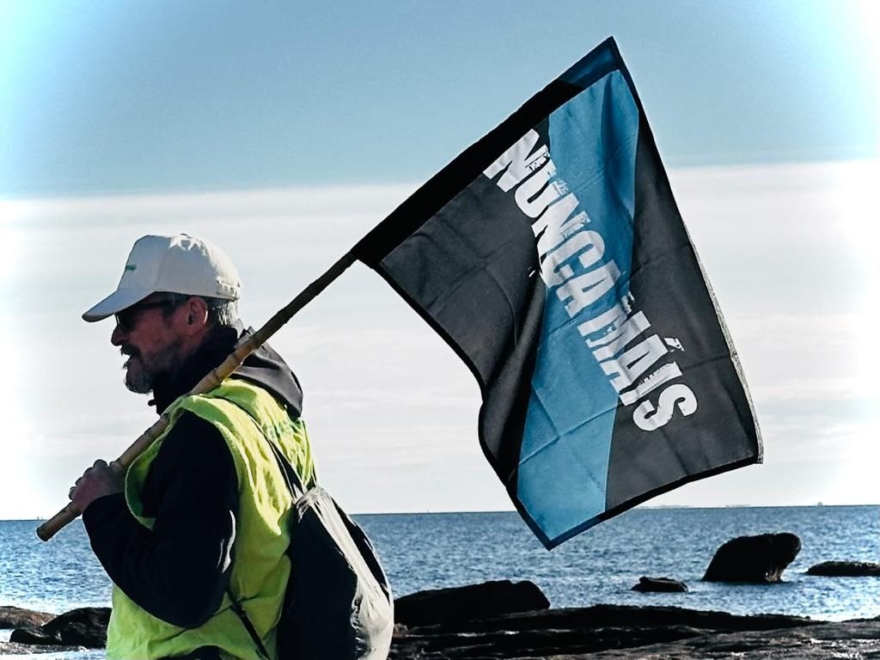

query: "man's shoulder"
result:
(160, 410), (232, 459)
(144, 410), (238, 497)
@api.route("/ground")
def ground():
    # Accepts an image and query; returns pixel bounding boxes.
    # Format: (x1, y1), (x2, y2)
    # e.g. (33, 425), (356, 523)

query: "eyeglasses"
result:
(114, 299), (175, 333)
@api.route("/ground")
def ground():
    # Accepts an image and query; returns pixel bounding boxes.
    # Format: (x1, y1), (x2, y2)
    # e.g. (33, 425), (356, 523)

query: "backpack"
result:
(228, 438), (394, 660)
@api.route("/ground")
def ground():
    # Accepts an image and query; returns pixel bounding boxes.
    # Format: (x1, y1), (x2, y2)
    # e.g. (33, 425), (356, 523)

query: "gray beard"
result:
(123, 342), (184, 394)
(124, 361), (153, 394)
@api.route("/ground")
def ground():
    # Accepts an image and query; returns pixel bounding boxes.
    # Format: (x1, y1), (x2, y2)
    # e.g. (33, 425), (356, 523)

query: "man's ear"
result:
(182, 297), (210, 334)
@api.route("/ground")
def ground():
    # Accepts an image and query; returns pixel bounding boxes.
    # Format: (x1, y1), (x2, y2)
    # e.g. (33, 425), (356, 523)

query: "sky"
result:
(1, 1), (878, 523)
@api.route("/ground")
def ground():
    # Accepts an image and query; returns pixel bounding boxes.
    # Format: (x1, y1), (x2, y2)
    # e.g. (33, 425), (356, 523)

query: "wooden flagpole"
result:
(37, 251), (357, 541)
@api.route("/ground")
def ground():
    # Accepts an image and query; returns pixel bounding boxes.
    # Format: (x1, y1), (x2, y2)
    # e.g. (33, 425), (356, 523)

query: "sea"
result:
(2, 505), (879, 659)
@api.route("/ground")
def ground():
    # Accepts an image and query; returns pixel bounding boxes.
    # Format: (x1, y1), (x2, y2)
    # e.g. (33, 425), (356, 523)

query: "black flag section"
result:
(354, 38), (761, 548)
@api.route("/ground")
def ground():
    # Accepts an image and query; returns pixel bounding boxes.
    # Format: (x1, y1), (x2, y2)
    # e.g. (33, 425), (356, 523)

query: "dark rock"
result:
(584, 620), (880, 659)
(389, 604), (820, 659)
(702, 533), (801, 582)
(0, 605), (54, 628)
(10, 607), (110, 648)
(404, 604), (817, 636)
(807, 560), (880, 577)
(632, 576), (688, 593)
(394, 579), (550, 627)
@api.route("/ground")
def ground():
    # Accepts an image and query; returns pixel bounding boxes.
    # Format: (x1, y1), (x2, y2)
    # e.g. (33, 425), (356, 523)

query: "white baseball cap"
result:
(83, 234), (241, 322)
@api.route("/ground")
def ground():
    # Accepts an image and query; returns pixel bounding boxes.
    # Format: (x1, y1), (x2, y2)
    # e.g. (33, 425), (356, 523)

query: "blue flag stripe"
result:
(517, 71), (640, 542)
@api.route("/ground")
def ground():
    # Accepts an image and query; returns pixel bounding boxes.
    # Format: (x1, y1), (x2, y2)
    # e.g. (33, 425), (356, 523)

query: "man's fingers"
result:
(71, 460), (107, 500)
(69, 459), (122, 507)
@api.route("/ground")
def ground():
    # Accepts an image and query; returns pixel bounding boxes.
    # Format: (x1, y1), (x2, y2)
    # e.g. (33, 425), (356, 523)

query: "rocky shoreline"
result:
(3, 536), (879, 659)
(390, 604), (880, 659)
(4, 599), (880, 658)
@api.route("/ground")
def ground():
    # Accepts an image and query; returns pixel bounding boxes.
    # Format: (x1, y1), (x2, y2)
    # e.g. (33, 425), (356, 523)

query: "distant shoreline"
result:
(9, 502), (880, 522)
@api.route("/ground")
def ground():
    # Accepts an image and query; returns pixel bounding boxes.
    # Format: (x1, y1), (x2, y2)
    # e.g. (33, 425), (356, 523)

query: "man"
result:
(70, 233), (313, 660)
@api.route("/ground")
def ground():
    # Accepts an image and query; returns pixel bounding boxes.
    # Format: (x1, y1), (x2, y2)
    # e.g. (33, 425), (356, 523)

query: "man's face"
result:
(111, 296), (188, 394)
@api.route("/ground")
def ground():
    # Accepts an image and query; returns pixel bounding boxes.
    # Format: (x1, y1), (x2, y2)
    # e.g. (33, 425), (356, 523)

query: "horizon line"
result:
(12, 501), (880, 523)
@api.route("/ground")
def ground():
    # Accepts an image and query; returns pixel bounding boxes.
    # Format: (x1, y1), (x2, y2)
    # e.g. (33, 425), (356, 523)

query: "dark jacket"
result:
(82, 322), (303, 629)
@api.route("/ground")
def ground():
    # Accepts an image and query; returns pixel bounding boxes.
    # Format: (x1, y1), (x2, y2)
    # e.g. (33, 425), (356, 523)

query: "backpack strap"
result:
(266, 436), (309, 499)
(226, 590), (271, 660)
(227, 430), (308, 660)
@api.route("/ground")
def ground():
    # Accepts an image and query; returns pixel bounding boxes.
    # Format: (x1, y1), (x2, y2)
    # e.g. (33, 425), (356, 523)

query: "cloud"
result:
(3, 159), (878, 517)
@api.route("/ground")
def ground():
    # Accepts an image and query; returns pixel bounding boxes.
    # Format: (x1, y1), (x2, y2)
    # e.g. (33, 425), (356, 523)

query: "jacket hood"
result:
(150, 321), (303, 417)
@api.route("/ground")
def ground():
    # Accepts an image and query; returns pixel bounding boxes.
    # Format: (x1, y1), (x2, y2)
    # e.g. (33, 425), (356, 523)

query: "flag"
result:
(352, 37), (761, 549)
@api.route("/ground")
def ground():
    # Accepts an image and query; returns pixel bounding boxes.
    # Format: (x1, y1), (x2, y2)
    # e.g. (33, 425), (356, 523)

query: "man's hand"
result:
(69, 460), (125, 512)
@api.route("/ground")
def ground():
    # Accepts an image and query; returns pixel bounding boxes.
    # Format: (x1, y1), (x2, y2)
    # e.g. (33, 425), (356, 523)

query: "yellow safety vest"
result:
(107, 379), (314, 660)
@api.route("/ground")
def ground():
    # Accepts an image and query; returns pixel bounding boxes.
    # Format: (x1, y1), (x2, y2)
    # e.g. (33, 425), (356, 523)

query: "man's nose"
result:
(111, 324), (125, 346)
